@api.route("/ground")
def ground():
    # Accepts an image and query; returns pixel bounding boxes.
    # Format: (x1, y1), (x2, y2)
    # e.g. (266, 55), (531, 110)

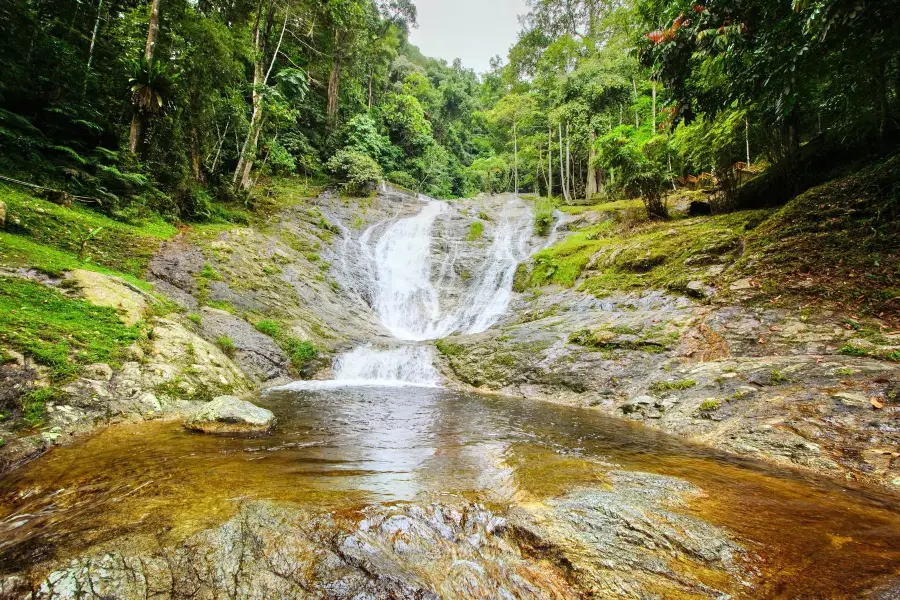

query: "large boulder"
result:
(184, 395), (275, 435)
(0, 199), (6, 226)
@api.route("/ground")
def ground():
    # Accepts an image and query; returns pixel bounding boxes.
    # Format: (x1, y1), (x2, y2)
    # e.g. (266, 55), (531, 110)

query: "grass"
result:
(839, 343), (900, 363)
(650, 379), (697, 393)
(19, 387), (59, 427)
(1, 185), (176, 276)
(254, 319), (281, 337)
(215, 335), (236, 358)
(557, 198), (644, 215)
(699, 398), (721, 412)
(466, 220), (484, 242)
(0, 276), (142, 381)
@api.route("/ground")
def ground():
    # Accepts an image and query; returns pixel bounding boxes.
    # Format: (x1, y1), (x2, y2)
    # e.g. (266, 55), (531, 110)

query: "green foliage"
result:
(326, 150), (383, 194)
(0, 276), (141, 381)
(254, 320), (281, 338)
(534, 198), (557, 236)
(699, 399), (721, 412)
(283, 338), (319, 373)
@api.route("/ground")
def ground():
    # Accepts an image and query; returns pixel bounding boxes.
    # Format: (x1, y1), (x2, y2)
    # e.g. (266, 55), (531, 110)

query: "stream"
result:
(1, 194), (899, 598)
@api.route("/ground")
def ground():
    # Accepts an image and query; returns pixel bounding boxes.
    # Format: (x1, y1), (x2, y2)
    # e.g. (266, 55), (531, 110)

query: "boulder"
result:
(66, 270), (150, 326)
(0, 199), (6, 226)
(184, 395), (275, 435)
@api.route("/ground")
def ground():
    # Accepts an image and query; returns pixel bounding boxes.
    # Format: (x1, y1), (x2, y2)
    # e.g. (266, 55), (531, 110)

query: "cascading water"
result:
(278, 194), (542, 389)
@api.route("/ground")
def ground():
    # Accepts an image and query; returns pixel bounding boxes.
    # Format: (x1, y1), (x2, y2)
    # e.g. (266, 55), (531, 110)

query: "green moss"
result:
(526, 210), (767, 296)
(770, 369), (789, 383)
(188, 313), (203, 326)
(650, 379), (697, 393)
(569, 329), (666, 354)
(699, 398), (721, 412)
(0, 232), (152, 290)
(1, 185), (176, 276)
(201, 263), (223, 281)
(20, 387), (59, 427)
(466, 220), (484, 242)
(477, 210), (492, 221)
(0, 276), (141, 381)
(435, 339), (466, 357)
(839, 343), (900, 362)
(215, 335), (236, 358)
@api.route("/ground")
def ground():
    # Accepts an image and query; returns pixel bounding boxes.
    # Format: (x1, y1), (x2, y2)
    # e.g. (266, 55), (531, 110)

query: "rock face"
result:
(184, 395), (275, 435)
(22, 471), (753, 600)
(437, 286), (900, 488)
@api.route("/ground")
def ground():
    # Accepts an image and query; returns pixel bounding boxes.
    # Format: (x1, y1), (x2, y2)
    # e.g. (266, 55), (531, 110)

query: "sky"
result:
(407, 0), (529, 74)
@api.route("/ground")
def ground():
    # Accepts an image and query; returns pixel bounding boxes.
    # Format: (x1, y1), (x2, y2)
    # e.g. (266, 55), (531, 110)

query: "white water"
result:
(277, 195), (542, 390)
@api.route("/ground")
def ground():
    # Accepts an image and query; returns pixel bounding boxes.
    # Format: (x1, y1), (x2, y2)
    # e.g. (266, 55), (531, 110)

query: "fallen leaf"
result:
(871, 398), (884, 410)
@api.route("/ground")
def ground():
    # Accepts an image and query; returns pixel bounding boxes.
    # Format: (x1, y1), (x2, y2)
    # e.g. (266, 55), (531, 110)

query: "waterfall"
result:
(276, 195), (539, 390)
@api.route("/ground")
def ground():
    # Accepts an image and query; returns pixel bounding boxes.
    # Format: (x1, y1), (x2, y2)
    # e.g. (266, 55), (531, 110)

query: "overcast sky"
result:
(408, 0), (529, 74)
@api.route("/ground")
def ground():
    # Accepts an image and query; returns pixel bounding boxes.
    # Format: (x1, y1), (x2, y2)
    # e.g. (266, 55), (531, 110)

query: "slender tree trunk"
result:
(586, 130), (597, 200)
(190, 126), (202, 181)
(558, 122), (570, 203)
(745, 116), (751, 167)
(327, 31), (342, 123)
(548, 125), (553, 197)
(536, 148), (542, 197)
(632, 78), (639, 129)
(652, 81), (657, 131)
(129, 0), (163, 155)
(85, 0), (103, 73)
(210, 119), (230, 174)
(513, 120), (518, 194)
(565, 122), (572, 200)
(368, 70), (374, 109)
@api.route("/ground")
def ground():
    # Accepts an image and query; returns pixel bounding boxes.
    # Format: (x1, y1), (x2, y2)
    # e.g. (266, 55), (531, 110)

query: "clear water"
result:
(1, 387), (898, 597)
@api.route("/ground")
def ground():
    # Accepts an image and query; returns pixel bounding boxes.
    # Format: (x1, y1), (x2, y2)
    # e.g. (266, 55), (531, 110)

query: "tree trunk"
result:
(745, 116), (751, 167)
(565, 122), (572, 200)
(536, 148), (542, 197)
(190, 126), (202, 181)
(652, 81), (657, 131)
(129, 0), (163, 155)
(586, 130), (597, 200)
(85, 0), (103, 73)
(632, 78), (639, 129)
(558, 122), (570, 203)
(513, 120), (518, 194)
(548, 125), (553, 197)
(327, 31), (342, 123)
(368, 70), (374, 109)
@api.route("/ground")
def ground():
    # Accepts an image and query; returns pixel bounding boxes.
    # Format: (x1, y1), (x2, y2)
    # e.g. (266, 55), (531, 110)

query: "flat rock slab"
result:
(184, 395), (275, 435)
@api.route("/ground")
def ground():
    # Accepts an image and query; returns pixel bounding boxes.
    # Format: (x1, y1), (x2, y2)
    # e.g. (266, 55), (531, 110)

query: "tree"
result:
(129, 0), (164, 156)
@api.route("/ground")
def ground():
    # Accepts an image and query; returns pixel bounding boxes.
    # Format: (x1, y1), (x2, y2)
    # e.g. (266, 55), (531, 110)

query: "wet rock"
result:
(622, 395), (655, 415)
(197, 308), (289, 383)
(26, 471), (755, 600)
(833, 391), (869, 409)
(184, 395), (275, 435)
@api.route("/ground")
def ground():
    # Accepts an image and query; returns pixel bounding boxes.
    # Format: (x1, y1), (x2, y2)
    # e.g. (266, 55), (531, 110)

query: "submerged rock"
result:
(184, 395), (275, 435)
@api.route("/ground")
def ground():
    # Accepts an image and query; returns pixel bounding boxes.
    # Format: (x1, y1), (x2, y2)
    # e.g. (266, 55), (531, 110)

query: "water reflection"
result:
(0, 386), (899, 596)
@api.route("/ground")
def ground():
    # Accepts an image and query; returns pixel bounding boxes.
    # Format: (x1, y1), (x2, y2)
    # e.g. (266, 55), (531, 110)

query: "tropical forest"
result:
(0, 0), (898, 597)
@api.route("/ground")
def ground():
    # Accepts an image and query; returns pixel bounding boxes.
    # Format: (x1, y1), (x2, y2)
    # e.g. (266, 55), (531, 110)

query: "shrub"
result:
(284, 338), (318, 372)
(326, 149), (383, 194)
(255, 320), (281, 338)
(650, 379), (696, 393)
